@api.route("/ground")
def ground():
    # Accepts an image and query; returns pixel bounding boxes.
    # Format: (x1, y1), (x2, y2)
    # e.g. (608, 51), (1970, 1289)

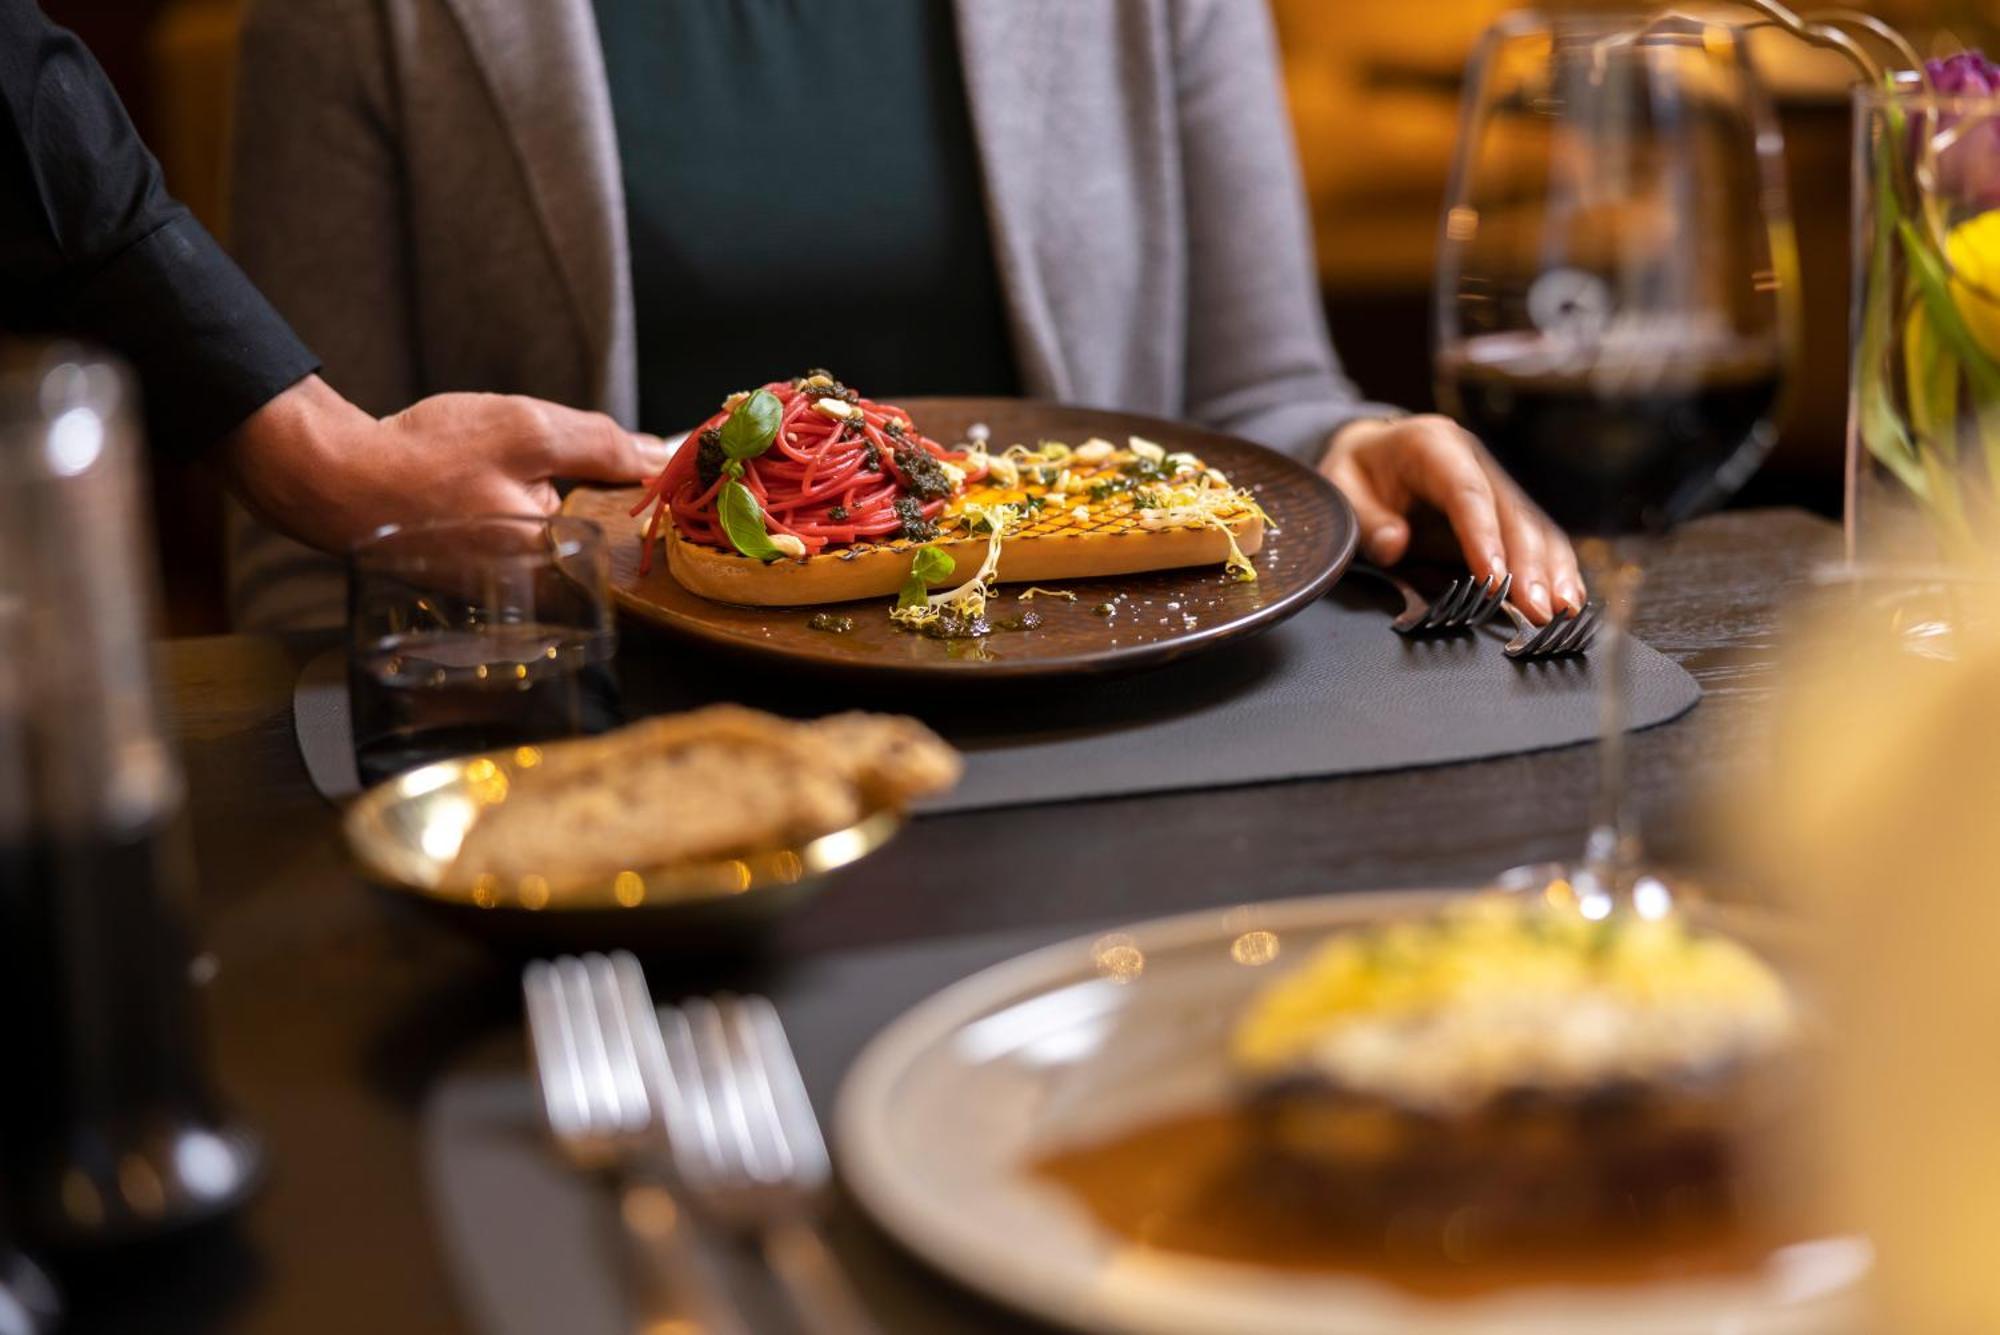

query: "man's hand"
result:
(220, 375), (669, 554)
(1320, 414), (1584, 623)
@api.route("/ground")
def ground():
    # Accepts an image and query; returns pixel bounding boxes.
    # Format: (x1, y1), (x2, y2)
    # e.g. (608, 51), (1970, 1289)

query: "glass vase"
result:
(1846, 83), (2000, 650)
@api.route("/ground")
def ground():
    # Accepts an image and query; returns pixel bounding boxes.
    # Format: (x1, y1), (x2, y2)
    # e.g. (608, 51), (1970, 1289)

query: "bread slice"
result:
(799, 711), (967, 807)
(660, 442), (1267, 607)
(444, 706), (959, 891)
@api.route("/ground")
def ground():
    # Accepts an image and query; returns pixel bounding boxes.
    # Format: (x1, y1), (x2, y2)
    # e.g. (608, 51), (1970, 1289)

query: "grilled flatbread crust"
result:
(663, 515), (1263, 607)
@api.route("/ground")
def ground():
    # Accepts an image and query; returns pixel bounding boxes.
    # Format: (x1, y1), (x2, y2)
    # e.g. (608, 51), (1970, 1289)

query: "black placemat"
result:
(298, 585), (1700, 811)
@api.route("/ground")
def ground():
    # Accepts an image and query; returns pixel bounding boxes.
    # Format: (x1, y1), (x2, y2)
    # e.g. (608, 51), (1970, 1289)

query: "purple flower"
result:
(1915, 52), (2000, 208)
(1930, 52), (2000, 98)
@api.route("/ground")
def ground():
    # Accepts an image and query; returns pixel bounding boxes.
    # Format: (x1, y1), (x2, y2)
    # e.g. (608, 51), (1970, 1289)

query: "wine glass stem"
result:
(1579, 538), (1649, 899)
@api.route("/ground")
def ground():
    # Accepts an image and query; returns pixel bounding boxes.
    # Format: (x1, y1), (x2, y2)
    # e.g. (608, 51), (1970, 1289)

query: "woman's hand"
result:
(1319, 414), (1584, 623)
(222, 375), (670, 553)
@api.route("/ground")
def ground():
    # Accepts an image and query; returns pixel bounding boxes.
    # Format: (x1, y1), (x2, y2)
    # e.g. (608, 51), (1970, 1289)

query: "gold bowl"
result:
(342, 748), (903, 949)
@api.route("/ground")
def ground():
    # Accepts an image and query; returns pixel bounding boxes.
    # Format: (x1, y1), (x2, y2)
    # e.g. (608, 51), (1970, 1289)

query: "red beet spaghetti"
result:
(631, 371), (985, 570)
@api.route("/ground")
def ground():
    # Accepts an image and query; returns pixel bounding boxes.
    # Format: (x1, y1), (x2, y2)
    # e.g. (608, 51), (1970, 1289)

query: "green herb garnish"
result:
(719, 388), (782, 461)
(719, 478), (785, 561)
(897, 546), (956, 610)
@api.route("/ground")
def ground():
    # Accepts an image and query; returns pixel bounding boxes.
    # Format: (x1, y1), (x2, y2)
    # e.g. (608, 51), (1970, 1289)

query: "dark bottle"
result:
(0, 348), (261, 1247)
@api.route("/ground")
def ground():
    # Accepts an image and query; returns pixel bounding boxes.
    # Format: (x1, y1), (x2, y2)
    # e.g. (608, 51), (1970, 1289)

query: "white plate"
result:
(834, 891), (1870, 1335)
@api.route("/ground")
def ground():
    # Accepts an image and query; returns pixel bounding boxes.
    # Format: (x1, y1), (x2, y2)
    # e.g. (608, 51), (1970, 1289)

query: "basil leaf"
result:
(720, 389), (783, 461)
(897, 546), (956, 609)
(719, 479), (785, 561)
(912, 546), (955, 583)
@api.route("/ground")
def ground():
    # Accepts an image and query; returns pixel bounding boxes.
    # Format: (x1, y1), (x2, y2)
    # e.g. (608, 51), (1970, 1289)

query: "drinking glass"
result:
(1436, 11), (1796, 907)
(347, 516), (622, 787)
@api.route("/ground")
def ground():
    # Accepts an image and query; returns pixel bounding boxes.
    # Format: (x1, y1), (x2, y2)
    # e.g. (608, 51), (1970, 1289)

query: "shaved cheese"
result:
(1136, 485), (1273, 583)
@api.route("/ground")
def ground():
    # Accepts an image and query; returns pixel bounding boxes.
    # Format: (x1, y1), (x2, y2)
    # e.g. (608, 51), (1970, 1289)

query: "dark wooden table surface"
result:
(56, 509), (1834, 1335)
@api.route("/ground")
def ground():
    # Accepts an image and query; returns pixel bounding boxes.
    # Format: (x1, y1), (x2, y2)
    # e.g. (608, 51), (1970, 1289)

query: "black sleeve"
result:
(0, 0), (319, 457)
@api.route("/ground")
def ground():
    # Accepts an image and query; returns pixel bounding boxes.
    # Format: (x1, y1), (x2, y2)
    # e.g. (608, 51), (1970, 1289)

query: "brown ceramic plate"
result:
(563, 398), (1356, 681)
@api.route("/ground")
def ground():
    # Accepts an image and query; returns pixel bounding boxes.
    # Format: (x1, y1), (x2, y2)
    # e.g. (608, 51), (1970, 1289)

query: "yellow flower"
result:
(1946, 209), (2000, 363)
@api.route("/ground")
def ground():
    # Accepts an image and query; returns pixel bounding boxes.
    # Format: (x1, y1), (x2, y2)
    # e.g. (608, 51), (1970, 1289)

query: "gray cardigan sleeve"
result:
(232, 0), (417, 418)
(227, 0), (416, 628)
(1172, 0), (1403, 461)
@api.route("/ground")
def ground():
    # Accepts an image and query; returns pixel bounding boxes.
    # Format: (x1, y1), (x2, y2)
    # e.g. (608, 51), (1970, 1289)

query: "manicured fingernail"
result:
(1371, 525), (1400, 552)
(1528, 581), (1552, 619)
(1558, 580), (1585, 610)
(1488, 554), (1508, 580)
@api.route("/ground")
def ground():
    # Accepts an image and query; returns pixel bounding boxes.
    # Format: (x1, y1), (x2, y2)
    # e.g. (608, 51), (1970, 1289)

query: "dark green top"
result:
(591, 0), (1021, 432)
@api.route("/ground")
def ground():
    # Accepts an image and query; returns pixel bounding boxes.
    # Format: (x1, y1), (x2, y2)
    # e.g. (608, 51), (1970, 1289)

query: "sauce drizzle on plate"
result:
(1032, 1107), (1796, 1300)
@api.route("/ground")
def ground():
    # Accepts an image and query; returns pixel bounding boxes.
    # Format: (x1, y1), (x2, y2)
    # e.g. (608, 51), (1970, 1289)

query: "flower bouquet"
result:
(1849, 51), (2000, 573)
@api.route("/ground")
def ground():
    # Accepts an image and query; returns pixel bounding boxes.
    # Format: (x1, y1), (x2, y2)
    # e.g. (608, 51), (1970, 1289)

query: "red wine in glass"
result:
(1439, 333), (1783, 537)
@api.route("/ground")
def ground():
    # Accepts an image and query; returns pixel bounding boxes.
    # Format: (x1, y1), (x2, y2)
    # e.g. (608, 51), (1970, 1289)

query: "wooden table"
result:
(57, 509), (1834, 1335)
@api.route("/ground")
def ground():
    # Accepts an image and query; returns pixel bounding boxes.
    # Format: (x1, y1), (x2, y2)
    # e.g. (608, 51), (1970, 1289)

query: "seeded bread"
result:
(800, 711), (967, 808)
(444, 706), (959, 890)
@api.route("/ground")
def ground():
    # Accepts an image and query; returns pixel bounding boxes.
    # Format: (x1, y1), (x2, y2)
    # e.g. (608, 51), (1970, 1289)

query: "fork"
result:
(649, 994), (880, 1335)
(524, 953), (749, 1335)
(1352, 562), (1513, 635)
(1494, 598), (1606, 660)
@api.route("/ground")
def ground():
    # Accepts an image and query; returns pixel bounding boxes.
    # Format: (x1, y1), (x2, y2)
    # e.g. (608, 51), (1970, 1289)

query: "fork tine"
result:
(712, 996), (793, 1184)
(1455, 577), (1490, 625)
(738, 996), (829, 1190)
(1425, 577), (1473, 629)
(1552, 603), (1601, 655)
(686, 997), (771, 1184)
(1416, 578), (1455, 630)
(617, 953), (675, 1119)
(1570, 602), (1606, 652)
(657, 1004), (725, 1184)
(1468, 574), (1511, 627)
(556, 956), (622, 1135)
(524, 960), (586, 1139)
(1525, 610), (1573, 657)
(1544, 614), (1585, 656)
(719, 997), (797, 1184)
(587, 953), (649, 1133)
(1448, 577), (1486, 627)
(1564, 604), (1604, 653)
(1541, 602), (1605, 657)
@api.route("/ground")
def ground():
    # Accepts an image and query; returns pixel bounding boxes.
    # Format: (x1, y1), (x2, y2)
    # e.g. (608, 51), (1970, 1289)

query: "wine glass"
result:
(1436, 10), (1797, 910)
